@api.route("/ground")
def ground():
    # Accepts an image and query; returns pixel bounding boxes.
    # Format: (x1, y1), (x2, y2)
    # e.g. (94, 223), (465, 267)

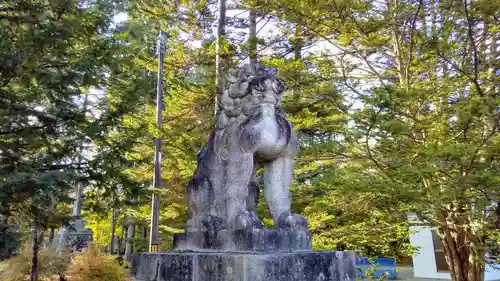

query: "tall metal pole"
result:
(110, 206), (117, 253)
(149, 31), (165, 252)
(74, 93), (89, 220)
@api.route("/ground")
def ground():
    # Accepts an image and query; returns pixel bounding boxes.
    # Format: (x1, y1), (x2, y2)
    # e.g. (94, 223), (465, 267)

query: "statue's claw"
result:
(235, 211), (264, 230)
(277, 212), (308, 230)
(186, 215), (226, 233)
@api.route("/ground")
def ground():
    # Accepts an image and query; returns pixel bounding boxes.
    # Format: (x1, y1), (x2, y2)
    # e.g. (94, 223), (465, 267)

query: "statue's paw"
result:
(235, 211), (264, 230)
(186, 215), (226, 233)
(201, 215), (227, 233)
(277, 212), (308, 230)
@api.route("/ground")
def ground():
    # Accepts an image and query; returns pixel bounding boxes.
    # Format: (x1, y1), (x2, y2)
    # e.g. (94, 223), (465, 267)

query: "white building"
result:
(409, 225), (500, 280)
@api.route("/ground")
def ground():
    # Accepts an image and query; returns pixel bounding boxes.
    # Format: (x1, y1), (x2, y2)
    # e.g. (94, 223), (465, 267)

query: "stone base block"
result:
(173, 228), (311, 252)
(131, 251), (356, 281)
(53, 219), (93, 252)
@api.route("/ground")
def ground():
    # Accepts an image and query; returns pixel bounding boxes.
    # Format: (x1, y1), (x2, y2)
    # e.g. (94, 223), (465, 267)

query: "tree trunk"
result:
(30, 228), (40, 281)
(419, 0), (426, 40)
(437, 226), (485, 281)
(119, 222), (125, 254)
(249, 9), (257, 65)
(291, 23), (303, 93)
(37, 230), (45, 249)
(489, 22), (498, 90)
(110, 207), (116, 254)
(214, 0), (227, 115)
(215, 0), (227, 94)
(293, 24), (303, 60)
(430, 0), (437, 38)
(125, 223), (135, 261)
(48, 227), (55, 244)
(496, 201), (500, 230)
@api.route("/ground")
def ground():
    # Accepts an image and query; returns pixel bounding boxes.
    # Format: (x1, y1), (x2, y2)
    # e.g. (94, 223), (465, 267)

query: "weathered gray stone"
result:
(131, 251), (356, 281)
(53, 182), (93, 252)
(173, 228), (312, 252)
(130, 66), (357, 281)
(185, 64), (308, 234)
(53, 219), (93, 252)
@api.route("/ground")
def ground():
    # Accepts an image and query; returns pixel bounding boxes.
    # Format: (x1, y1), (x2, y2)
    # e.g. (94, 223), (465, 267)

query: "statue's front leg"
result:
(224, 151), (256, 229)
(263, 155), (308, 230)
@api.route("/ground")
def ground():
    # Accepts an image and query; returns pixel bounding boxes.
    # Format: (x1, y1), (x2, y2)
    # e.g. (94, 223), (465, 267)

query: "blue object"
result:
(355, 257), (397, 280)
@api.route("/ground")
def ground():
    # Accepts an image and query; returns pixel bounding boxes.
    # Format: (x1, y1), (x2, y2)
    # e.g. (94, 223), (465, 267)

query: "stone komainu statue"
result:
(186, 64), (307, 233)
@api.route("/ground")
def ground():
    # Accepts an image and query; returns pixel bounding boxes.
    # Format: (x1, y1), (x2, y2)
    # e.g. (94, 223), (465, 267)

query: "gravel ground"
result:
(0, 262), (477, 281)
(396, 267), (446, 281)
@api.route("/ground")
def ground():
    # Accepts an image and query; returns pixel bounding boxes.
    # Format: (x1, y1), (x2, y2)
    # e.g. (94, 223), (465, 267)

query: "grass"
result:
(0, 260), (11, 280)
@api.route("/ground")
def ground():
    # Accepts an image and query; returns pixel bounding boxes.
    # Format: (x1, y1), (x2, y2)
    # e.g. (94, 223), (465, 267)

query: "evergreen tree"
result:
(256, 0), (500, 279)
(0, 0), (124, 278)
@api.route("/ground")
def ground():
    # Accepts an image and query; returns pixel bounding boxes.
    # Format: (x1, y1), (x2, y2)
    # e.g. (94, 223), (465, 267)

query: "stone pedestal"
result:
(53, 219), (93, 252)
(173, 229), (311, 252)
(131, 251), (356, 281)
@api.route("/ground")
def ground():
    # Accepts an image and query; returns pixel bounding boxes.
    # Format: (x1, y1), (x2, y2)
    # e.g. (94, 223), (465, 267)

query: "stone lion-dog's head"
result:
(216, 65), (285, 129)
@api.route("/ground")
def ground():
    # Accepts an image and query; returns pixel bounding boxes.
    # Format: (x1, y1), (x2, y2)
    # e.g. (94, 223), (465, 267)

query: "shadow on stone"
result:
(131, 251), (356, 281)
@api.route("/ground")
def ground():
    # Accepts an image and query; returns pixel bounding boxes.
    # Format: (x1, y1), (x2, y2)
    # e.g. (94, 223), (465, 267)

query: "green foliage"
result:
(0, 223), (20, 261)
(65, 247), (131, 281)
(0, 0), (121, 230)
(6, 2), (500, 280)
(247, 2), (413, 258)
(86, 0), (217, 251)
(87, 0), (417, 259)
(357, 264), (390, 281)
(287, 162), (414, 257)
(3, 249), (70, 281)
(257, 0), (500, 279)
(84, 211), (116, 248)
(0, 1), (143, 279)
(2, 247), (129, 281)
